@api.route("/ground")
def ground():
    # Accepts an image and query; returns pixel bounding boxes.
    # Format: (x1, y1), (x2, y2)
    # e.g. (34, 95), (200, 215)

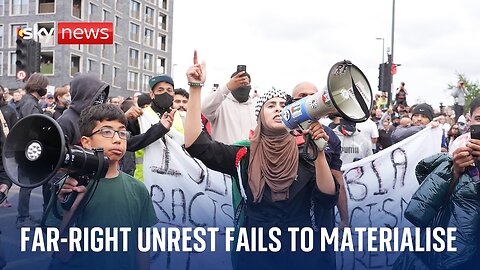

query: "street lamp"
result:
(376, 37), (385, 63)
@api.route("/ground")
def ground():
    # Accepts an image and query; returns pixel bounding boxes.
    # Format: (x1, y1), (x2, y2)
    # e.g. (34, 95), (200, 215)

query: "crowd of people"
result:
(0, 56), (477, 269)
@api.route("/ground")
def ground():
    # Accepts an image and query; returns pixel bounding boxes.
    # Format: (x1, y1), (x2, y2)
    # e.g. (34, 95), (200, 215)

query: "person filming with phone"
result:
(394, 97), (480, 269)
(201, 65), (256, 144)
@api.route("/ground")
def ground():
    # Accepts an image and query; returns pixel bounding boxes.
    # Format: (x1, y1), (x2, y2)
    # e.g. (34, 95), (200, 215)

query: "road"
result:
(0, 185), (52, 270)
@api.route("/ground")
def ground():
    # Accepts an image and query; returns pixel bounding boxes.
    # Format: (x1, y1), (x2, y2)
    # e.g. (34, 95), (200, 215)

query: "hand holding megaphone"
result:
(281, 60), (373, 158)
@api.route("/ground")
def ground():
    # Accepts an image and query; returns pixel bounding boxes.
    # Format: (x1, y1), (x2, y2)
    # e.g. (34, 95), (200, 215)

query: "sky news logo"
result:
(17, 22), (113, 45)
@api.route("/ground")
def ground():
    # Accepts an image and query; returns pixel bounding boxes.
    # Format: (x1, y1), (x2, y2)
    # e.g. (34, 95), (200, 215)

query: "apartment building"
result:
(0, 0), (174, 97)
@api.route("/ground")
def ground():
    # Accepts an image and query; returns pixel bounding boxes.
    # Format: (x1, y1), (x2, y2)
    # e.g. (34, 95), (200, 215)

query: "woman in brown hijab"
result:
(184, 52), (338, 270)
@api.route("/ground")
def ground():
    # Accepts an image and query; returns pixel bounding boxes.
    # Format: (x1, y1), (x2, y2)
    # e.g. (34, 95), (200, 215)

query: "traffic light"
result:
(28, 40), (41, 74)
(378, 63), (392, 92)
(15, 34), (29, 76)
(15, 33), (42, 81)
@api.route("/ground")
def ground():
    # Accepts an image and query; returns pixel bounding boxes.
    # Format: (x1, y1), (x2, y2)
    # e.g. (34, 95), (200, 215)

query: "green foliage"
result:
(448, 73), (480, 111)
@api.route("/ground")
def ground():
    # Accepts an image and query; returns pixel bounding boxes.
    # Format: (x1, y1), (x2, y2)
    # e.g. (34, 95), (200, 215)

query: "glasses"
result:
(90, 128), (130, 140)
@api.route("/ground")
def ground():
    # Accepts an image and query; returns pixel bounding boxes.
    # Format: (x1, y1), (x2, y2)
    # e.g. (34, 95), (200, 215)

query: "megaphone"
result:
(2, 114), (109, 190)
(281, 60), (373, 151)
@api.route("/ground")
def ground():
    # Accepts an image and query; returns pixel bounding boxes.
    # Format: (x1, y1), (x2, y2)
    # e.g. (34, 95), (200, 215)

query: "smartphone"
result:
(471, 124), (480, 140)
(237, 65), (247, 73)
(471, 125), (480, 161)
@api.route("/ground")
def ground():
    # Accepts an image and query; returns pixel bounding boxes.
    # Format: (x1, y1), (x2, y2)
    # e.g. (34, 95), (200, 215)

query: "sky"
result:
(171, 0), (480, 109)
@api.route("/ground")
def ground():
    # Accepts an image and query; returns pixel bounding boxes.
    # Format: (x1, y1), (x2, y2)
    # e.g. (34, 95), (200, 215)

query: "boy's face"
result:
(81, 120), (127, 163)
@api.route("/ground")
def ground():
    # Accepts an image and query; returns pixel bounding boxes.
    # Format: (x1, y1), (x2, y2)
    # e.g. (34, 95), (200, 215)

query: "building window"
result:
(128, 48), (139, 68)
(144, 28), (154, 47)
(114, 16), (120, 35)
(72, 0), (82, 19)
(87, 44), (94, 54)
(87, 2), (95, 21)
(143, 52), (153, 71)
(10, 23), (27, 47)
(101, 44), (107, 58)
(36, 22), (54, 47)
(40, 51), (54, 75)
(156, 56), (165, 74)
(87, 58), (95, 73)
(0, 25), (3, 48)
(129, 22), (140, 43)
(145, 0), (155, 5)
(102, 0), (111, 7)
(0, 0), (4, 16)
(161, 0), (167, 10)
(70, 44), (83, 51)
(113, 66), (120, 86)
(0, 52), (3, 76)
(113, 42), (120, 62)
(158, 12), (166, 30)
(70, 54), (81, 76)
(128, 70), (139, 90)
(100, 63), (108, 81)
(145, 6), (154, 25)
(157, 33), (166, 51)
(142, 74), (152, 92)
(11, 0), (28, 15)
(102, 9), (109, 22)
(38, 0), (54, 14)
(8, 51), (16, 76)
(130, 0), (140, 20)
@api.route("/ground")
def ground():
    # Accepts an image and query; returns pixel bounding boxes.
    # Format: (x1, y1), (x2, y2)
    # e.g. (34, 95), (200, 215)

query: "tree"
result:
(448, 73), (480, 112)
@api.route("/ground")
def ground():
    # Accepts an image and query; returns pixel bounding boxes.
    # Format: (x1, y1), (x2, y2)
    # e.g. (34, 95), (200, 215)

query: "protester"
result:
(184, 52), (338, 269)
(52, 86), (71, 119)
(394, 82), (408, 107)
(446, 124), (461, 152)
(201, 68), (256, 144)
(394, 96), (480, 269)
(47, 104), (159, 270)
(291, 81), (349, 234)
(452, 80), (468, 122)
(15, 73), (49, 228)
(0, 84), (17, 208)
(333, 118), (373, 163)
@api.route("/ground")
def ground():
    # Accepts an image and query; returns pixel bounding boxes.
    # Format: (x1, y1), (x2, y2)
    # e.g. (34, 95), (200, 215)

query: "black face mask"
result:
(231, 86), (251, 103)
(339, 123), (356, 136)
(37, 88), (47, 97)
(93, 91), (107, 106)
(152, 92), (173, 112)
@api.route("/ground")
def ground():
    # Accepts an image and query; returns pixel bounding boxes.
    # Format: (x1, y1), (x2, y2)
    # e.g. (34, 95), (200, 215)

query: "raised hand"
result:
(186, 50), (206, 85)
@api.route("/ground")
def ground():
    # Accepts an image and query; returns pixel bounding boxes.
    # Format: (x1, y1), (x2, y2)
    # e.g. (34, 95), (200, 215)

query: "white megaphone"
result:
(281, 60), (373, 151)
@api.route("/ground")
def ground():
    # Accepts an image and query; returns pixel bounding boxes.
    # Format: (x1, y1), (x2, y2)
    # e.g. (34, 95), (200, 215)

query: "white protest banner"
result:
(138, 110), (234, 270)
(337, 126), (444, 269)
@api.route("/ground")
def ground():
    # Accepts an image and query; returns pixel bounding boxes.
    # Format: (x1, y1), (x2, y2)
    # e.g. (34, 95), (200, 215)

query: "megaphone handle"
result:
(61, 191), (78, 211)
(314, 138), (328, 151)
(299, 121), (327, 151)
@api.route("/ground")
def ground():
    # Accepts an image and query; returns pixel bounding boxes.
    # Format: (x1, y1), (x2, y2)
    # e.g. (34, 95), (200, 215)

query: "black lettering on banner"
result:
(150, 138), (182, 176)
(381, 198), (398, 228)
(371, 159), (388, 195)
(344, 167), (368, 201)
(150, 185), (171, 221)
(188, 192), (208, 227)
(171, 188), (186, 223)
(182, 146), (206, 184)
(391, 148), (407, 189)
(221, 203), (234, 221)
(365, 203), (377, 227)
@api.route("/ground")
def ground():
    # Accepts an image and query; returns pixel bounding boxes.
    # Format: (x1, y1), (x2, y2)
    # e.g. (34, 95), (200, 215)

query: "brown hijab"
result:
(248, 97), (299, 203)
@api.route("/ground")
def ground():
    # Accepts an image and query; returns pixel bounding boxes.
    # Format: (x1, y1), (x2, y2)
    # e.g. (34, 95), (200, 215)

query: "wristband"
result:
(188, 82), (204, 87)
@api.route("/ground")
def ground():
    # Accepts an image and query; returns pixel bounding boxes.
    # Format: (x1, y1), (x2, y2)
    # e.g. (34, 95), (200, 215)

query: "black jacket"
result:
(57, 74), (109, 145)
(16, 93), (43, 119)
